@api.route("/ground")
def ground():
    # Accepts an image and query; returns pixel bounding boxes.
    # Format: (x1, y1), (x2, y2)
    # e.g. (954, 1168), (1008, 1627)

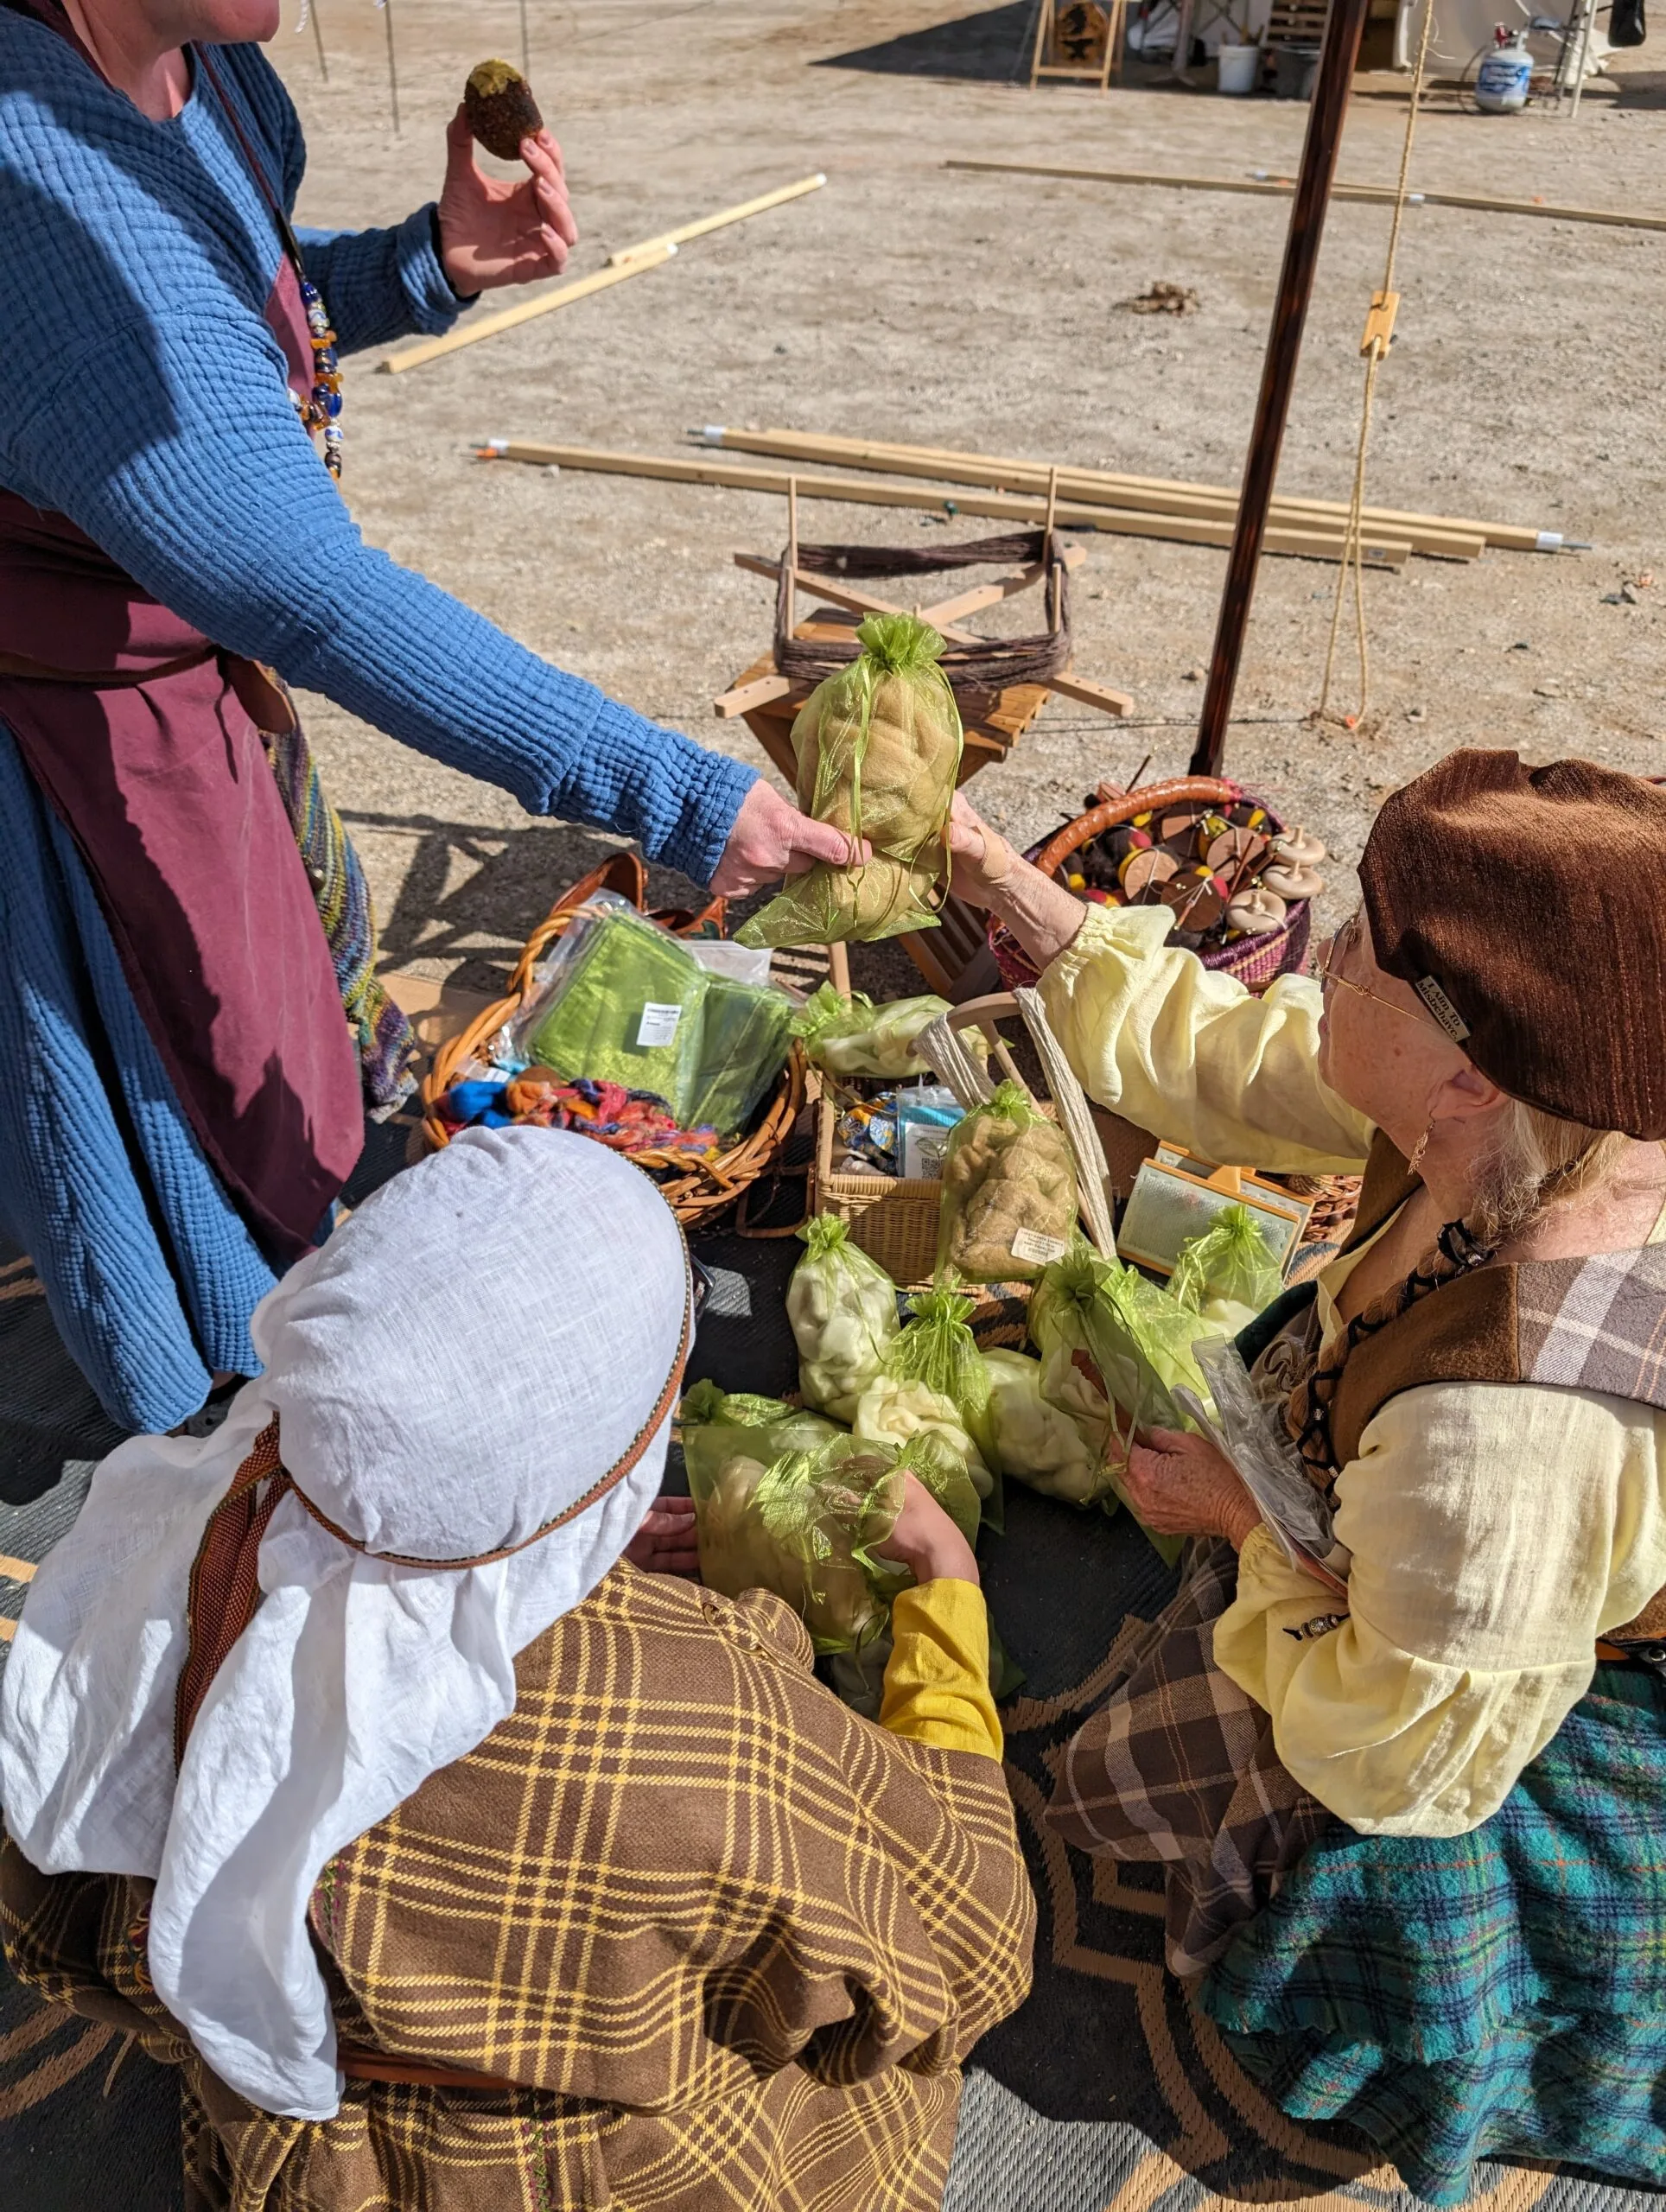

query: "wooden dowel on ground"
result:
(786, 475), (798, 636)
(486, 442), (1411, 565)
(694, 427), (1506, 557)
(943, 156), (1666, 235)
(609, 173), (826, 265)
(383, 247), (675, 373)
(382, 176), (826, 374)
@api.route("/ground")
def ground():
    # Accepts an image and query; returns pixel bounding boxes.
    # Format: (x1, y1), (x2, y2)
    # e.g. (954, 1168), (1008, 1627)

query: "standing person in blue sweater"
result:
(0, 0), (847, 1436)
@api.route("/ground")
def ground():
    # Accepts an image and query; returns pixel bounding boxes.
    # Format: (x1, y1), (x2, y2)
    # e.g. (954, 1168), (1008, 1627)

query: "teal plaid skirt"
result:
(1199, 1662), (1666, 2203)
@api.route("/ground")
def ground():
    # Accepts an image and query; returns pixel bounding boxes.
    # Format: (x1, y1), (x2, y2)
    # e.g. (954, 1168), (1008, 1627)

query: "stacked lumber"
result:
(480, 439), (1413, 567)
(693, 428), (1575, 561)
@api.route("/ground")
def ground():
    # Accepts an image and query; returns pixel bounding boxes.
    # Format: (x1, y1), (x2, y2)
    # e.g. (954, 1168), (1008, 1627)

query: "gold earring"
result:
(1407, 1119), (1434, 1175)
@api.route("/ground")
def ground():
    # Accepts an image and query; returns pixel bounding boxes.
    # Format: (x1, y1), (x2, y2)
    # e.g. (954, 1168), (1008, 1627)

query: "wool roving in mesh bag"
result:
(737, 613), (964, 948)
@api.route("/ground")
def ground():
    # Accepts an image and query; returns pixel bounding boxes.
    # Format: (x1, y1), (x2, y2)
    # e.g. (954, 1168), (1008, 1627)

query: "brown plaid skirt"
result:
(1043, 1538), (1334, 1977)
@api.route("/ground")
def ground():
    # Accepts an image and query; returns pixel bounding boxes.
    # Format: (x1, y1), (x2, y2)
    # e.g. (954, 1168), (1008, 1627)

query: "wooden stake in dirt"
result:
(301, 0), (328, 83)
(379, 0), (398, 133)
(1193, 0), (1377, 780)
(944, 156), (1666, 237)
(380, 176), (826, 373)
(476, 439), (1413, 565)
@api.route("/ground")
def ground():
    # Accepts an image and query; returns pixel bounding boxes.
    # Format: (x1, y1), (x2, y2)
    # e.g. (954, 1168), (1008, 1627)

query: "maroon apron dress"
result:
(0, 9), (365, 1262)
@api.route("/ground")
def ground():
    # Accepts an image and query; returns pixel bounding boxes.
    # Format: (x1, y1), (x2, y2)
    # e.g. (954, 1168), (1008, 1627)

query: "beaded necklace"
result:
(196, 46), (344, 478)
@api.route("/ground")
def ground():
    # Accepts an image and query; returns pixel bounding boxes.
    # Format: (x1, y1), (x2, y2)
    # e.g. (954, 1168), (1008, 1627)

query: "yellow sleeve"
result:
(1213, 1383), (1666, 1835)
(879, 1580), (1003, 1762)
(1037, 903), (1374, 1173)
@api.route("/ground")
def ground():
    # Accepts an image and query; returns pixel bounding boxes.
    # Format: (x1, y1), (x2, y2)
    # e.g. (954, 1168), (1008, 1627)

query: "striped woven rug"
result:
(2, 1177), (1657, 2212)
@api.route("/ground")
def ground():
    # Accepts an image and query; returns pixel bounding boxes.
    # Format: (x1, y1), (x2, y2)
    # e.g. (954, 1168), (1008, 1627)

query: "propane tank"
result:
(1475, 22), (1533, 110)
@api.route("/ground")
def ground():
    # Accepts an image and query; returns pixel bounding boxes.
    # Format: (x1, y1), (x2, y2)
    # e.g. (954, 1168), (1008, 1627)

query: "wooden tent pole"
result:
(1190, 0), (1374, 779)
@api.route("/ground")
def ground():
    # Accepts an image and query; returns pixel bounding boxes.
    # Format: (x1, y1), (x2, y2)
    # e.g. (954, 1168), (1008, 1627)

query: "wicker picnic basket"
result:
(989, 775), (1313, 994)
(419, 852), (806, 1232)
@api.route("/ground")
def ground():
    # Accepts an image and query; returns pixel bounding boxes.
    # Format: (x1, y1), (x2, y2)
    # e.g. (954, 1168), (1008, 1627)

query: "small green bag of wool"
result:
(937, 1080), (1078, 1284)
(865, 1286), (1003, 1530)
(788, 1216), (901, 1423)
(678, 1380), (844, 1499)
(525, 907), (708, 1122)
(737, 613), (963, 950)
(1169, 1204), (1285, 1338)
(688, 1432), (914, 1654)
(792, 982), (988, 1082)
(684, 972), (796, 1135)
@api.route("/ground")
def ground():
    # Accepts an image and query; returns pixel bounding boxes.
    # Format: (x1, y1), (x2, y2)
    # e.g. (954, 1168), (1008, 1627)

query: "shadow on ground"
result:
(812, 0), (1037, 82)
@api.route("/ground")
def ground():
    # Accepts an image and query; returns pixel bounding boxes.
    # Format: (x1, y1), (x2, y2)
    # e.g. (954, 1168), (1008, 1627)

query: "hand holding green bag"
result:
(737, 613), (963, 949)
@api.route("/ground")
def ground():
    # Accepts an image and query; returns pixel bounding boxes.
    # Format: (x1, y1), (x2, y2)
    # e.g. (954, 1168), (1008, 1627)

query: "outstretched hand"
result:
(625, 1494), (701, 1576)
(709, 781), (871, 899)
(872, 1474), (981, 1589)
(436, 105), (578, 296)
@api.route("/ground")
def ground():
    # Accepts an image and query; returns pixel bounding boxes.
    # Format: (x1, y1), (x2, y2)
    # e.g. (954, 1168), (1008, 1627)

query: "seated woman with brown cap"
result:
(946, 751), (1666, 2204)
(0, 1128), (1033, 2211)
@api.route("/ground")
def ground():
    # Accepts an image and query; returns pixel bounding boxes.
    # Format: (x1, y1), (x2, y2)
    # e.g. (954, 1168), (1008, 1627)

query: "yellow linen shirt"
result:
(881, 1581), (1003, 1761)
(1040, 901), (1666, 1836)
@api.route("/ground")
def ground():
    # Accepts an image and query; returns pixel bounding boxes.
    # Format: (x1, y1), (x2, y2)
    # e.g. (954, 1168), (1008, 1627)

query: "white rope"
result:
(1316, 0), (1437, 724)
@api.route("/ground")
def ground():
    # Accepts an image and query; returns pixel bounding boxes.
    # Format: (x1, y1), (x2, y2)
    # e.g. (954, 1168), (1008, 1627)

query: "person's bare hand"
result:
(1119, 1428), (1260, 1548)
(436, 106), (577, 296)
(625, 1493), (701, 1576)
(871, 1473), (981, 1588)
(944, 791), (1017, 909)
(709, 780), (871, 898)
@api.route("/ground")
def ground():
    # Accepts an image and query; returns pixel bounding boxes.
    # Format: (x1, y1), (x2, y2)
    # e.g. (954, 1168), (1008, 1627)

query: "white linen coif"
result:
(0, 1128), (689, 2120)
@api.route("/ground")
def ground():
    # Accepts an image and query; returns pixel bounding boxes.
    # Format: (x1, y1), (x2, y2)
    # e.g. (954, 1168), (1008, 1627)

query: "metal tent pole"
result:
(1189, 0), (1376, 779)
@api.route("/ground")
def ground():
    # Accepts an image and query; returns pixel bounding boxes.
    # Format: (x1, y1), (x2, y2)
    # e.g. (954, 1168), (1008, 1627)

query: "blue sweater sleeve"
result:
(15, 309), (754, 882)
(296, 207), (468, 353)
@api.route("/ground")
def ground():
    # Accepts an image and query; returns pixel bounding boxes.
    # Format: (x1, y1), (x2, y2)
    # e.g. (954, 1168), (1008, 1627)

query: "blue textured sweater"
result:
(0, 19), (755, 1434)
(0, 17), (756, 883)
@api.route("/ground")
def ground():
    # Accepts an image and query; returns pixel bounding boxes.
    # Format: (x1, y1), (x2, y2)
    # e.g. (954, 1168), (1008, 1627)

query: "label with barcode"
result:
(1010, 1228), (1070, 1267)
(636, 1002), (684, 1048)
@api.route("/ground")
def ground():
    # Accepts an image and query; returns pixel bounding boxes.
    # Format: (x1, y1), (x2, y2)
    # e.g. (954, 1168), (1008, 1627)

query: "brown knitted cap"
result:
(1359, 750), (1666, 1139)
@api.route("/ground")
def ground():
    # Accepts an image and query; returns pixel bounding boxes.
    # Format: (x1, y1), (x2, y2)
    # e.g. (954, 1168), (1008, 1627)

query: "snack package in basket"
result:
(736, 613), (963, 949)
(1170, 1203), (1286, 1338)
(1030, 1245), (1216, 1561)
(687, 1430), (977, 1656)
(859, 1287), (1002, 1525)
(519, 904), (709, 1123)
(787, 1216), (901, 1422)
(793, 982), (985, 1082)
(937, 1081), (1078, 1283)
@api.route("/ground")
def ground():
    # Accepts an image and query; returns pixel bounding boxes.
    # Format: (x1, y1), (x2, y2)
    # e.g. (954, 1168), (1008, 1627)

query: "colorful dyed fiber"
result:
(438, 1071), (723, 1158)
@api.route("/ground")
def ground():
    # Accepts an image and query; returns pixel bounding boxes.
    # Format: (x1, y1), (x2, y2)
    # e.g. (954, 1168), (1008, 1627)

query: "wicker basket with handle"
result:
(419, 851), (807, 1232)
(988, 774), (1312, 994)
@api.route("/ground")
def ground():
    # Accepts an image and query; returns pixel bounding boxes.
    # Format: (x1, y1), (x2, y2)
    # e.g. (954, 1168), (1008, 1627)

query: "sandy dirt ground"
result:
(272, 0), (1665, 998)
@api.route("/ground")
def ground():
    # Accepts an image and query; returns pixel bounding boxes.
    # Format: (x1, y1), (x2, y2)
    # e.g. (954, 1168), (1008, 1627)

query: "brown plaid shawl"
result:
(1044, 1539), (1332, 1979)
(1, 1563), (1033, 2211)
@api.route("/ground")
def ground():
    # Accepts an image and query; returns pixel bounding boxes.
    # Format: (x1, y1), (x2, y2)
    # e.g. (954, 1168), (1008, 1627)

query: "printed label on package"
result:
(636, 1002), (684, 1047)
(1010, 1228), (1071, 1267)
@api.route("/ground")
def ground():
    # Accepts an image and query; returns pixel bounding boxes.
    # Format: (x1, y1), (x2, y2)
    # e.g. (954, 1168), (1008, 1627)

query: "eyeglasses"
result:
(1313, 914), (1448, 1035)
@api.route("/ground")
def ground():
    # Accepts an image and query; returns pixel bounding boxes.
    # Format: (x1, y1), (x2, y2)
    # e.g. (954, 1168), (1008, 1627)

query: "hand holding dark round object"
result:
(465, 59), (545, 161)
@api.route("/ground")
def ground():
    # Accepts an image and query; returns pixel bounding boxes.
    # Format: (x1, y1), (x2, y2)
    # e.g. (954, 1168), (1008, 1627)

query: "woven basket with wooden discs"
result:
(988, 775), (1312, 995)
(419, 853), (806, 1232)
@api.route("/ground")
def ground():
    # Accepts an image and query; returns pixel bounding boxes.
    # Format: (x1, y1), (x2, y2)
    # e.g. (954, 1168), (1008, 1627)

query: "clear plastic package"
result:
(518, 902), (709, 1121)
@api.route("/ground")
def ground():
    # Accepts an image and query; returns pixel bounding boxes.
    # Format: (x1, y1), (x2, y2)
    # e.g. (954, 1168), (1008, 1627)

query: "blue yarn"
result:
(0, 23), (758, 1432)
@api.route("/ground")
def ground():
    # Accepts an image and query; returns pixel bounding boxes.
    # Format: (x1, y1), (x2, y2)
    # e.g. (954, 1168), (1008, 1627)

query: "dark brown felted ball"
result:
(464, 59), (544, 161)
